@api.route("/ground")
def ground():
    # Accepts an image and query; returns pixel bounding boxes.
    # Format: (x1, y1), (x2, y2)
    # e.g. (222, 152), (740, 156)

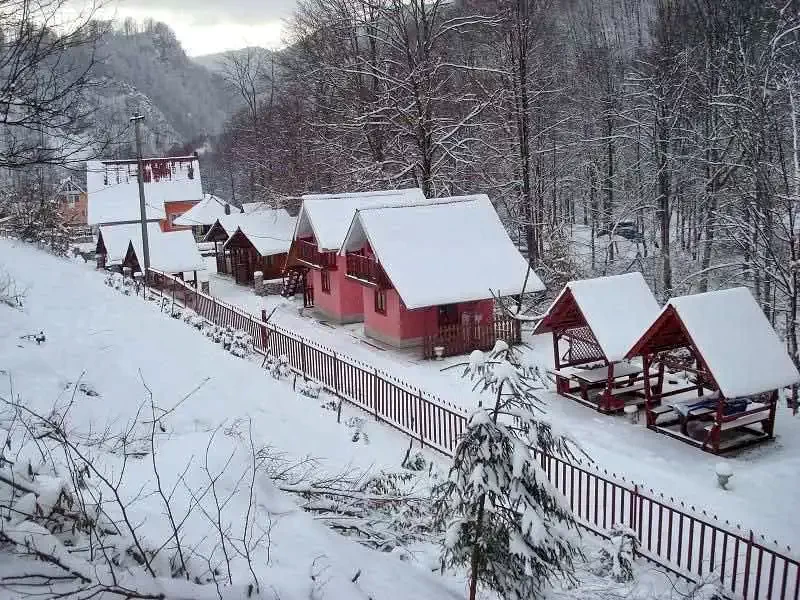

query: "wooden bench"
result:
(608, 382), (647, 396)
(705, 411), (768, 432)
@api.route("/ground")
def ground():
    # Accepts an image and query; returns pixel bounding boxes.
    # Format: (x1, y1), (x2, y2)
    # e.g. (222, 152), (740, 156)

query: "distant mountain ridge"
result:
(192, 47), (272, 75)
(82, 22), (241, 156)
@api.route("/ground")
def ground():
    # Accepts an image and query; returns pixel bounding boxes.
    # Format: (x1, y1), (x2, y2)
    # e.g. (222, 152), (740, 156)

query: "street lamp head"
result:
(130, 114), (145, 122)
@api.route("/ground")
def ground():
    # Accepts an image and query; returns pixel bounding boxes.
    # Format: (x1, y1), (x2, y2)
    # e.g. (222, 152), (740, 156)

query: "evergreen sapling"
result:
(433, 344), (582, 600)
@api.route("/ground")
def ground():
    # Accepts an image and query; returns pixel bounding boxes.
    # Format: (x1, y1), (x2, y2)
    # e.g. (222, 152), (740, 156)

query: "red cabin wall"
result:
(362, 289), (495, 348)
(312, 253), (365, 323)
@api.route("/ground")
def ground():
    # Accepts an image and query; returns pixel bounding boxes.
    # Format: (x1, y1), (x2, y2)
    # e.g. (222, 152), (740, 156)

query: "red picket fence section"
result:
(144, 270), (799, 600)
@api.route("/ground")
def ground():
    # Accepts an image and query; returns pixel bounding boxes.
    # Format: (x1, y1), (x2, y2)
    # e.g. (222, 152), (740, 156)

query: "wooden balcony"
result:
(423, 315), (521, 359)
(345, 252), (391, 288)
(296, 239), (337, 269)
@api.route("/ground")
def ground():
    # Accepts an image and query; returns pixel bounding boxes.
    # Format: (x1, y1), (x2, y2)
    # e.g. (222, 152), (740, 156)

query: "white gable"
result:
(223, 209), (296, 256)
(128, 229), (206, 275)
(341, 195), (543, 309)
(87, 157), (203, 225)
(556, 272), (661, 362)
(99, 223), (163, 266)
(668, 287), (800, 398)
(296, 188), (425, 251)
(174, 194), (230, 227)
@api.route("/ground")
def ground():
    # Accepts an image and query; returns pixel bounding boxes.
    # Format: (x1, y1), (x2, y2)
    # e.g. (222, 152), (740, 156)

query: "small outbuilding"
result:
(96, 223), (163, 270)
(626, 287), (800, 453)
(122, 229), (206, 285)
(221, 209), (296, 285)
(203, 213), (248, 274)
(533, 272), (660, 412)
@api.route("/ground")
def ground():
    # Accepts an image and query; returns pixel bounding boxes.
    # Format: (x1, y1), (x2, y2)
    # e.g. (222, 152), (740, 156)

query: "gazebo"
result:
(533, 272), (660, 412)
(626, 287), (800, 454)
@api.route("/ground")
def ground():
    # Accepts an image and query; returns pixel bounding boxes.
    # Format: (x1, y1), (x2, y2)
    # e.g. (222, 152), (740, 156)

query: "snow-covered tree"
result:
(432, 345), (581, 600)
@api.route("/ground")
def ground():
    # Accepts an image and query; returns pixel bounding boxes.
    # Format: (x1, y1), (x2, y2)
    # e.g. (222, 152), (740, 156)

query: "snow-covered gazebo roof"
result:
(87, 157), (202, 226)
(126, 230), (206, 275)
(222, 209), (296, 257)
(533, 272), (660, 362)
(295, 188), (426, 251)
(627, 287), (800, 398)
(340, 195), (542, 309)
(174, 194), (231, 227)
(97, 223), (163, 266)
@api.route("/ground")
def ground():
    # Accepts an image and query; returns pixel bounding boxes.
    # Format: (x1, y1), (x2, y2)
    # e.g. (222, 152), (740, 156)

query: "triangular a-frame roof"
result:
(533, 272), (660, 362)
(97, 223), (163, 266)
(125, 230), (205, 275)
(627, 287), (799, 398)
(340, 195), (543, 309)
(174, 194), (231, 227)
(294, 188), (425, 251)
(221, 209), (296, 257)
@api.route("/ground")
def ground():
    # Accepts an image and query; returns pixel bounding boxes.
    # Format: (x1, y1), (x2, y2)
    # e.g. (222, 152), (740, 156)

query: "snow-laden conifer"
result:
(433, 345), (581, 600)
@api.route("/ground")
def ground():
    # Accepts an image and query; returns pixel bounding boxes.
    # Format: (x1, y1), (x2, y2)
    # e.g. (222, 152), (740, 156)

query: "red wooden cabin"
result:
(533, 273), (660, 412)
(283, 189), (426, 323)
(220, 210), (295, 285)
(339, 195), (540, 356)
(203, 214), (247, 275)
(626, 287), (799, 454)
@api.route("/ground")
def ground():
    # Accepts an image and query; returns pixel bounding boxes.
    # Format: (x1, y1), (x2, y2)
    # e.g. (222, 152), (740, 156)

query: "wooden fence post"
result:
(373, 368), (380, 421)
(417, 390), (425, 449)
(742, 530), (754, 598)
(300, 339), (307, 379)
(630, 485), (638, 531)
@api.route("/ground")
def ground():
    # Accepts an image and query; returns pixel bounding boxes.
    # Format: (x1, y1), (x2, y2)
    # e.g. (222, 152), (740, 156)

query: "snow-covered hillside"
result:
(0, 240), (463, 599)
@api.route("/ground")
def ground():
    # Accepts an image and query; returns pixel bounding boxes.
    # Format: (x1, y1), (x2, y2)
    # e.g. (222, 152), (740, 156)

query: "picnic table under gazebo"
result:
(534, 272), (661, 412)
(626, 287), (800, 454)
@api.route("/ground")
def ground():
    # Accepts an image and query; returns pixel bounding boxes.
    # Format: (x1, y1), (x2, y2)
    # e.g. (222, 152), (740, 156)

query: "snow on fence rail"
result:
(145, 269), (799, 600)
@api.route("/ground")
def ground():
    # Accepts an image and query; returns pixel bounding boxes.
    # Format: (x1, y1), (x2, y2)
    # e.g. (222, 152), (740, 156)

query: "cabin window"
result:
(265, 254), (274, 267)
(375, 288), (387, 315)
(438, 304), (459, 327)
(321, 269), (331, 293)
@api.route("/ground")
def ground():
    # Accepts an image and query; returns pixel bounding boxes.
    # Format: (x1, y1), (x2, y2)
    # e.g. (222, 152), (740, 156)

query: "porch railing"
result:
(345, 252), (391, 288)
(423, 315), (522, 359)
(296, 239), (337, 269)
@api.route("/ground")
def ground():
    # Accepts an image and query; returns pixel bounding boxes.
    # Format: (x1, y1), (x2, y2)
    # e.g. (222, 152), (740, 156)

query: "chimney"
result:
(224, 203), (231, 215)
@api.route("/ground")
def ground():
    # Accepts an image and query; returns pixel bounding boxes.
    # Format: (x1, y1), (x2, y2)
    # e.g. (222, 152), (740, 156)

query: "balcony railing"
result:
(345, 252), (391, 288)
(423, 315), (522, 359)
(296, 239), (337, 269)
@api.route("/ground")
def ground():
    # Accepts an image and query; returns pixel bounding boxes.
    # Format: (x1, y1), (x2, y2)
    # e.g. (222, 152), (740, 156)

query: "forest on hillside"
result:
(203, 0), (800, 363)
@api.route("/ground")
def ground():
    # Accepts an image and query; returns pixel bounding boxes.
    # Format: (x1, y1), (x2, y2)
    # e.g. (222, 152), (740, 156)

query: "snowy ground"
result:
(0, 239), (712, 600)
(205, 261), (800, 553)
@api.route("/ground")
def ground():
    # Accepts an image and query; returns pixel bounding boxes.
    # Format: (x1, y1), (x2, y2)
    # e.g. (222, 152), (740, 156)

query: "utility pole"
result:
(131, 114), (150, 273)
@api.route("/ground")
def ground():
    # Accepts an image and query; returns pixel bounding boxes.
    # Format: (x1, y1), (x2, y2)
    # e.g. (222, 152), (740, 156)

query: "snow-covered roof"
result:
(341, 195), (542, 309)
(98, 223), (163, 266)
(173, 194), (231, 227)
(296, 188), (426, 251)
(662, 288), (799, 398)
(222, 209), (296, 256)
(128, 229), (206, 274)
(536, 272), (660, 362)
(87, 156), (203, 225)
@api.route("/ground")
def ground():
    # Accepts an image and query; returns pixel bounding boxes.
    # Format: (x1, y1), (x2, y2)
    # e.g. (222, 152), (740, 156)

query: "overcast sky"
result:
(97, 0), (298, 56)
